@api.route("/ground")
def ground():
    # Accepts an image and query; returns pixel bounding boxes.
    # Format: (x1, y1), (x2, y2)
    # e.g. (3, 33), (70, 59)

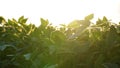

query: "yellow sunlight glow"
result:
(0, 0), (120, 26)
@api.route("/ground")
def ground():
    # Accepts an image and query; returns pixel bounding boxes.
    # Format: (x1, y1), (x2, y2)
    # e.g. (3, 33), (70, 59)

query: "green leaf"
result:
(103, 16), (108, 22)
(24, 53), (31, 60)
(73, 42), (90, 53)
(43, 64), (58, 68)
(85, 14), (94, 20)
(40, 18), (49, 28)
(96, 18), (102, 25)
(105, 25), (117, 46)
(18, 16), (28, 24)
(18, 16), (24, 21)
(0, 45), (6, 51)
(68, 20), (81, 28)
(48, 45), (55, 54)
(22, 18), (28, 24)
(51, 31), (66, 44)
(94, 54), (105, 68)
(12, 18), (17, 22)
(82, 20), (91, 27)
(103, 63), (119, 68)
(0, 44), (17, 51)
(0, 16), (6, 24)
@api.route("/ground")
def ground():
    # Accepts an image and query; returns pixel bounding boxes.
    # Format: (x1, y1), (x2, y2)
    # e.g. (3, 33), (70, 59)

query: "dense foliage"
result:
(0, 14), (120, 68)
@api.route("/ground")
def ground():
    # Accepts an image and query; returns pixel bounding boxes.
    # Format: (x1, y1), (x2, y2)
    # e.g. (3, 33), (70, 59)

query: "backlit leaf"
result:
(85, 14), (94, 20)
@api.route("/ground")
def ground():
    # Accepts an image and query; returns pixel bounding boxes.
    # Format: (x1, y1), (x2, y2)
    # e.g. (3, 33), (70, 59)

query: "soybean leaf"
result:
(0, 45), (6, 51)
(51, 31), (66, 44)
(40, 18), (49, 28)
(0, 16), (6, 24)
(103, 16), (108, 22)
(68, 20), (81, 28)
(85, 14), (94, 20)
(0, 44), (17, 51)
(103, 63), (119, 68)
(24, 53), (31, 60)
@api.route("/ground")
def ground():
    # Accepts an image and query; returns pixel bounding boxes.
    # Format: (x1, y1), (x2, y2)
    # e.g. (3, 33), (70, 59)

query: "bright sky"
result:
(0, 0), (120, 26)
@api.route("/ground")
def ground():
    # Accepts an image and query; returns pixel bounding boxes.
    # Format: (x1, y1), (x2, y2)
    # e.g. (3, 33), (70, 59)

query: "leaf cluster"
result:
(0, 14), (120, 68)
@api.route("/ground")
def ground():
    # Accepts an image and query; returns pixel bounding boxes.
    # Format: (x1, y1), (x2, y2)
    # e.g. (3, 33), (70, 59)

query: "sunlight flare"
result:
(0, 0), (120, 26)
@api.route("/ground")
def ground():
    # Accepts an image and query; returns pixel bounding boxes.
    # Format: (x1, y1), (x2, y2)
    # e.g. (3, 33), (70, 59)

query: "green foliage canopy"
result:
(0, 14), (120, 68)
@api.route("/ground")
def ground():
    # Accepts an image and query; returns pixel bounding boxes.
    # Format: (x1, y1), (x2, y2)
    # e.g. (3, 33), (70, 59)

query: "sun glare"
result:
(0, 0), (120, 26)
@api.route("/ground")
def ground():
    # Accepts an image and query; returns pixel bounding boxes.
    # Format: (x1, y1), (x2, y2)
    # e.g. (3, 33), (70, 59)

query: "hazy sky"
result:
(0, 0), (120, 26)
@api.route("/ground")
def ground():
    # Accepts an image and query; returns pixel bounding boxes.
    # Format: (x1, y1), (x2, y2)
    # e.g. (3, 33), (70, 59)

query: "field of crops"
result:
(0, 14), (120, 68)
